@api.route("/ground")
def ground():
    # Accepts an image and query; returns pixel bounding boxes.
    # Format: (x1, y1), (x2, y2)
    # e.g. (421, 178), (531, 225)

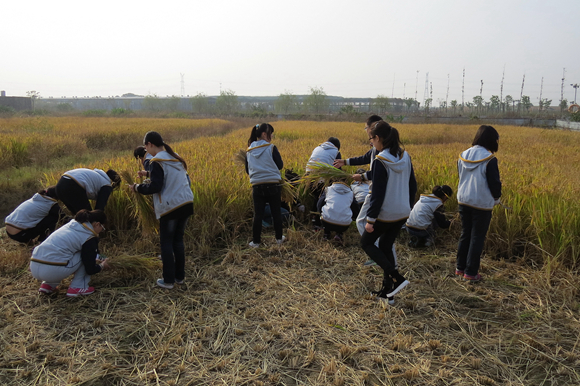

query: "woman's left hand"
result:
(365, 222), (374, 233)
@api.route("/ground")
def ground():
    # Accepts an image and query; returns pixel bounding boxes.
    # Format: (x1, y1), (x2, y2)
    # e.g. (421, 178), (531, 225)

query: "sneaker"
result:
(276, 236), (286, 245)
(175, 279), (184, 285)
(156, 279), (174, 289)
(39, 283), (56, 294)
(66, 287), (95, 297)
(363, 259), (378, 267)
(408, 236), (419, 248)
(386, 274), (409, 297)
(248, 241), (260, 248)
(455, 269), (465, 276)
(333, 234), (344, 245)
(463, 273), (482, 282)
(371, 290), (396, 305)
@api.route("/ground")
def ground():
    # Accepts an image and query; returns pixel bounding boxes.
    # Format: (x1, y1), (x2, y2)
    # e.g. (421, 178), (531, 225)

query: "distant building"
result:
(0, 91), (32, 111)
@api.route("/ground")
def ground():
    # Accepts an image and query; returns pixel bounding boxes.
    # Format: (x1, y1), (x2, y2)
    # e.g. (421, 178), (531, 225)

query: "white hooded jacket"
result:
(406, 194), (444, 230)
(5, 193), (58, 230)
(30, 220), (97, 266)
(306, 142), (339, 172)
(63, 168), (111, 199)
(150, 151), (194, 219)
(247, 140), (282, 185)
(321, 183), (355, 226)
(457, 145), (496, 210)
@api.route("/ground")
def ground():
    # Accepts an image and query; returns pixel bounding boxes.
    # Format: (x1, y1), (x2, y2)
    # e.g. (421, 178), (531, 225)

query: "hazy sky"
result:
(3, 0), (579, 105)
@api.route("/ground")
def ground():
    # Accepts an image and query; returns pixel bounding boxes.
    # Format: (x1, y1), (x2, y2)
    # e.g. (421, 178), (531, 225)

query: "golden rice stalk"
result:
(120, 170), (158, 234)
(233, 149), (247, 168)
(300, 162), (354, 188)
(107, 254), (161, 278)
(281, 180), (298, 206)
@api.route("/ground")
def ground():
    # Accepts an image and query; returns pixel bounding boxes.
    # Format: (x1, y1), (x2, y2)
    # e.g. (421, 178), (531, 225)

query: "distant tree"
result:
(505, 95), (514, 112)
(559, 98), (568, 113)
(439, 100), (447, 109)
(539, 98), (552, 112)
(191, 93), (211, 115)
(521, 95), (533, 112)
(424, 98), (432, 113)
(56, 103), (74, 112)
(372, 95), (390, 114)
(303, 86), (329, 114)
(473, 96), (484, 113)
(122, 93), (143, 97)
(215, 89), (240, 115)
(489, 95), (501, 112)
(166, 95), (181, 112)
(450, 100), (458, 114)
(26, 90), (41, 111)
(404, 98), (416, 111)
(275, 91), (299, 114)
(142, 94), (164, 111)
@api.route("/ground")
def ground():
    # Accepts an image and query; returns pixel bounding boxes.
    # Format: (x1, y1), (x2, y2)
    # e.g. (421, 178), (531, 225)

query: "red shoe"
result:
(455, 269), (465, 277)
(463, 273), (482, 282)
(39, 283), (56, 294)
(66, 287), (95, 297)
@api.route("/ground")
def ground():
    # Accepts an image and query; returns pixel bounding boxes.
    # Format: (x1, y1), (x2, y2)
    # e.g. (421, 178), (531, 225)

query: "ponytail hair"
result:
(143, 131), (188, 170)
(75, 209), (107, 225)
(370, 121), (403, 157)
(106, 169), (121, 190)
(39, 186), (58, 199)
(432, 185), (453, 199)
(248, 123), (274, 147)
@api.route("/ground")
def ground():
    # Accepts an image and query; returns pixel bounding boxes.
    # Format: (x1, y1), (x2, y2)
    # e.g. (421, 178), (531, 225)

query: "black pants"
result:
(7, 212), (60, 243)
(159, 213), (190, 284)
(321, 220), (349, 238)
(56, 177), (91, 215)
(456, 205), (492, 276)
(252, 183), (283, 243)
(361, 219), (405, 277)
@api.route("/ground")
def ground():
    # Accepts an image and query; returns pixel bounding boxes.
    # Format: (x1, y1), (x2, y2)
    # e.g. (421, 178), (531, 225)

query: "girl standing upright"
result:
(130, 132), (194, 289)
(246, 123), (285, 248)
(361, 121), (417, 304)
(456, 125), (502, 282)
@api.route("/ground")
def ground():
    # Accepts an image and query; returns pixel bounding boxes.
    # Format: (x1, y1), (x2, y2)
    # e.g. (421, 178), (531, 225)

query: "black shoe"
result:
(386, 272), (409, 297)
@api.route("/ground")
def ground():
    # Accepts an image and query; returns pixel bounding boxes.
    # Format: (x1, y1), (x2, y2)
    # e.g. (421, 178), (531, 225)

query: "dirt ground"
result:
(0, 226), (579, 386)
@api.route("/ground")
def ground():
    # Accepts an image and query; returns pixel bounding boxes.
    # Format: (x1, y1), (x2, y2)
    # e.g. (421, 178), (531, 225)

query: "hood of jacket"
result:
(330, 182), (352, 195)
(376, 149), (410, 173)
(319, 141), (338, 151)
(247, 140), (273, 159)
(459, 146), (495, 170)
(151, 150), (184, 172)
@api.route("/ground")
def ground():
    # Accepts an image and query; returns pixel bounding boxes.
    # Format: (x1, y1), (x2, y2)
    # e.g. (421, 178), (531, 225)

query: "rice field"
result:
(0, 118), (579, 385)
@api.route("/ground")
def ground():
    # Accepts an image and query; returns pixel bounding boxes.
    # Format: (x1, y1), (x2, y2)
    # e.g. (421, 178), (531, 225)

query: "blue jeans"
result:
(159, 214), (190, 284)
(456, 205), (492, 276)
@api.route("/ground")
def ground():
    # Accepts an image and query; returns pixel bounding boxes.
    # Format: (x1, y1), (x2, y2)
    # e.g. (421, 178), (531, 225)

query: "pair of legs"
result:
(252, 183), (283, 244)
(56, 177), (91, 215)
(321, 220), (349, 240)
(356, 194), (398, 266)
(8, 212), (61, 244)
(406, 226), (434, 248)
(159, 214), (190, 284)
(456, 205), (492, 276)
(30, 252), (90, 289)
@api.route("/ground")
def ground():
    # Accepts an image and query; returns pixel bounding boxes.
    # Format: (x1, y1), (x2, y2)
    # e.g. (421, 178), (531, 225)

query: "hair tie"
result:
(255, 124), (260, 129)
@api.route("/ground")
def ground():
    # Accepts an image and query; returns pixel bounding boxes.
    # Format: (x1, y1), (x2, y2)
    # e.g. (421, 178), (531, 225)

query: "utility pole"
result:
(423, 72), (429, 109)
(461, 68), (465, 109)
(180, 73), (185, 96)
(415, 70), (419, 102)
(480, 80), (484, 97)
(520, 74), (526, 113)
(571, 83), (579, 104)
(561, 68), (566, 103)
(445, 74), (449, 110)
(500, 66), (505, 111)
(539, 77), (544, 111)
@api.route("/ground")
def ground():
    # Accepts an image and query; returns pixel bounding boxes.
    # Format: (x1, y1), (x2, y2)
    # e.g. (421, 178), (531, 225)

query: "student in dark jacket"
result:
(5, 186), (66, 244)
(456, 125), (502, 282)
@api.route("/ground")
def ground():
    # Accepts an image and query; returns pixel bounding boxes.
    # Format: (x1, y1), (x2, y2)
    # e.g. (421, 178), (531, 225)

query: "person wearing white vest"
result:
(5, 186), (65, 244)
(56, 167), (121, 215)
(406, 185), (452, 247)
(130, 131), (194, 289)
(456, 125), (502, 282)
(361, 121), (417, 304)
(317, 181), (359, 244)
(306, 137), (342, 172)
(245, 123), (285, 248)
(30, 209), (111, 297)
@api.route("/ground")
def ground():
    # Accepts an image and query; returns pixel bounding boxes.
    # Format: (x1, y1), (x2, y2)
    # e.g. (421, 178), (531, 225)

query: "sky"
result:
(2, 0), (579, 106)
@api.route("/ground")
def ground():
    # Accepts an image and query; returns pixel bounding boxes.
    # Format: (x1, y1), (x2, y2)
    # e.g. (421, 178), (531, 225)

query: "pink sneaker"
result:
(463, 273), (482, 282)
(455, 269), (465, 277)
(66, 287), (95, 297)
(39, 283), (56, 294)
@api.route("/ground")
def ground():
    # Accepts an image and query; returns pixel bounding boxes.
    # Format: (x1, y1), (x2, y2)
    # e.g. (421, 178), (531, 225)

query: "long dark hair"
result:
(106, 170), (121, 190)
(370, 121), (403, 157)
(472, 125), (499, 153)
(248, 123), (274, 146)
(143, 131), (188, 170)
(366, 115), (383, 127)
(39, 186), (58, 199)
(432, 185), (453, 199)
(75, 209), (107, 225)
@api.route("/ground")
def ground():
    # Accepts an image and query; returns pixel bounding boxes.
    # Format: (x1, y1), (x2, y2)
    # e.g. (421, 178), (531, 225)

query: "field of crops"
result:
(1, 117), (579, 385)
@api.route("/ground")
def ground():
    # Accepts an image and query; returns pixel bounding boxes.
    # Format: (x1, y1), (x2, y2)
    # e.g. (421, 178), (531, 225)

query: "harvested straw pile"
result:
(106, 254), (162, 279)
(301, 161), (354, 187)
(1, 226), (579, 385)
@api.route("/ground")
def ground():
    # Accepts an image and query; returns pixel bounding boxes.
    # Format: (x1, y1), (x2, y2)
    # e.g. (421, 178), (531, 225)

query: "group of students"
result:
(6, 119), (501, 303)
(5, 131), (193, 296)
(246, 116), (501, 304)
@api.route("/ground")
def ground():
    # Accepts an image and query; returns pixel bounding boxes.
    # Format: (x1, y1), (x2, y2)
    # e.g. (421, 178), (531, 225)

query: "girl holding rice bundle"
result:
(30, 209), (111, 297)
(456, 125), (502, 282)
(405, 185), (453, 248)
(245, 123), (285, 248)
(361, 121), (417, 304)
(129, 131), (194, 289)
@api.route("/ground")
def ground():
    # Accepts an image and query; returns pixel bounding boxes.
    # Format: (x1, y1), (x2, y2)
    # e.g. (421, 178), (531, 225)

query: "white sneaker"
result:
(276, 236), (286, 245)
(156, 279), (174, 289)
(248, 241), (260, 248)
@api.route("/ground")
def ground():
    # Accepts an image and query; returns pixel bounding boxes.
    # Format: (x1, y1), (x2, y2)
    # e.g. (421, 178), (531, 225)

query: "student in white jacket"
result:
(5, 186), (65, 244)
(405, 185), (452, 247)
(317, 181), (359, 244)
(456, 125), (502, 282)
(30, 209), (111, 297)
(361, 121), (417, 304)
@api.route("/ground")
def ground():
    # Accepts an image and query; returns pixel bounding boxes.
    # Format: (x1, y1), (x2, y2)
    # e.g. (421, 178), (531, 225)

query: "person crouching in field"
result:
(130, 131), (194, 289)
(317, 180), (358, 245)
(361, 121), (416, 304)
(350, 168), (370, 221)
(5, 186), (66, 244)
(456, 125), (502, 282)
(55, 167), (121, 215)
(245, 123), (285, 248)
(405, 185), (452, 248)
(30, 209), (111, 297)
